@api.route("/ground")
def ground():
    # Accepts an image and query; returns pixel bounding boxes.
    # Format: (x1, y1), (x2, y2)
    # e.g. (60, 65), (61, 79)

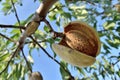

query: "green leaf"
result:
(2, 2), (12, 15)
(0, 53), (10, 62)
(77, 68), (86, 76)
(107, 39), (120, 49)
(93, 72), (99, 80)
(48, 12), (56, 21)
(20, 13), (34, 25)
(60, 61), (69, 80)
(102, 42), (111, 54)
(34, 30), (46, 39)
(103, 21), (115, 30)
(101, 70), (105, 79)
(61, 12), (71, 20)
(116, 26), (120, 32)
(44, 25), (50, 33)
(27, 55), (34, 64)
(70, 5), (88, 19)
(116, 70), (120, 77)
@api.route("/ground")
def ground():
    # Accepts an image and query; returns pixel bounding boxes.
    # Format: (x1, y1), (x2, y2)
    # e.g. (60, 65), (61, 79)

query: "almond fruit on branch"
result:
(52, 21), (101, 67)
(29, 72), (43, 80)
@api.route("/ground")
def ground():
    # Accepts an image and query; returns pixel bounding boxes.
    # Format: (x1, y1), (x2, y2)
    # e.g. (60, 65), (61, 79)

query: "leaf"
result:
(34, 30), (47, 40)
(2, 2), (12, 15)
(59, 61), (70, 80)
(50, 43), (57, 58)
(61, 12), (71, 20)
(93, 72), (99, 80)
(116, 26), (120, 32)
(101, 70), (105, 79)
(27, 55), (34, 64)
(7, 64), (26, 79)
(48, 12), (56, 21)
(44, 25), (50, 33)
(77, 68), (86, 76)
(0, 50), (10, 62)
(103, 21), (115, 30)
(116, 70), (120, 77)
(20, 13), (34, 25)
(0, 52), (10, 62)
(103, 43), (111, 50)
(107, 39), (120, 49)
(10, 32), (20, 40)
(70, 5), (88, 19)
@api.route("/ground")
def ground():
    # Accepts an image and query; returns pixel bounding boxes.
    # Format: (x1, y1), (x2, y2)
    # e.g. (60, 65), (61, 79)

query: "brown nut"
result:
(65, 30), (97, 57)
(60, 21), (101, 57)
(52, 21), (101, 67)
(28, 72), (43, 80)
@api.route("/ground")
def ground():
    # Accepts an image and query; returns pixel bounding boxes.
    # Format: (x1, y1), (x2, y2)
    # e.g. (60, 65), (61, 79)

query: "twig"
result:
(11, 0), (20, 25)
(0, 33), (17, 43)
(21, 49), (32, 73)
(113, 60), (120, 65)
(0, 24), (25, 29)
(29, 36), (73, 78)
(43, 19), (64, 38)
(42, 19), (54, 32)
(11, 0), (23, 33)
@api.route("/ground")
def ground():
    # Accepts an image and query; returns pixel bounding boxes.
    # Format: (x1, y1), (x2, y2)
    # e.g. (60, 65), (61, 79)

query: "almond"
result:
(52, 21), (101, 67)
(65, 30), (97, 57)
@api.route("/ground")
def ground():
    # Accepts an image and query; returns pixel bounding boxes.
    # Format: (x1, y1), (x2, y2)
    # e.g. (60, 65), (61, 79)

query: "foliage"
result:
(0, 0), (120, 80)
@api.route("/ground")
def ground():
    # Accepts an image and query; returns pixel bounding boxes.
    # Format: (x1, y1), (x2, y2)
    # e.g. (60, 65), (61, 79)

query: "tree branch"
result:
(11, 0), (20, 25)
(0, 24), (25, 29)
(0, 0), (59, 76)
(0, 33), (17, 43)
(25, 39), (47, 44)
(43, 19), (64, 38)
(21, 49), (32, 73)
(36, 0), (58, 17)
(18, 0), (58, 43)
(43, 19), (54, 32)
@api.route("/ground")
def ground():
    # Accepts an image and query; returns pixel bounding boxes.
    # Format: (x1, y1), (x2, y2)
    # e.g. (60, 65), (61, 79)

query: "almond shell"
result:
(52, 43), (96, 67)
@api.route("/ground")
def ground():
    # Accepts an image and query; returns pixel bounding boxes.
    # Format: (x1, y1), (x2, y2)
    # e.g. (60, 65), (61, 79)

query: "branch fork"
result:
(0, 0), (74, 79)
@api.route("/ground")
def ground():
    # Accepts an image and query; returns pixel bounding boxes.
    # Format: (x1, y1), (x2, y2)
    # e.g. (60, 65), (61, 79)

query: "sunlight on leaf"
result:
(70, 5), (88, 19)
(27, 55), (34, 63)
(103, 21), (115, 30)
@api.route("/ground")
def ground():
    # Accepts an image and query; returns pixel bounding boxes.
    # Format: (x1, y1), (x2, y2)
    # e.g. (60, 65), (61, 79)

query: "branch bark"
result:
(19, 0), (58, 49)
(0, 24), (25, 29)
(21, 0), (58, 41)
(36, 0), (58, 17)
